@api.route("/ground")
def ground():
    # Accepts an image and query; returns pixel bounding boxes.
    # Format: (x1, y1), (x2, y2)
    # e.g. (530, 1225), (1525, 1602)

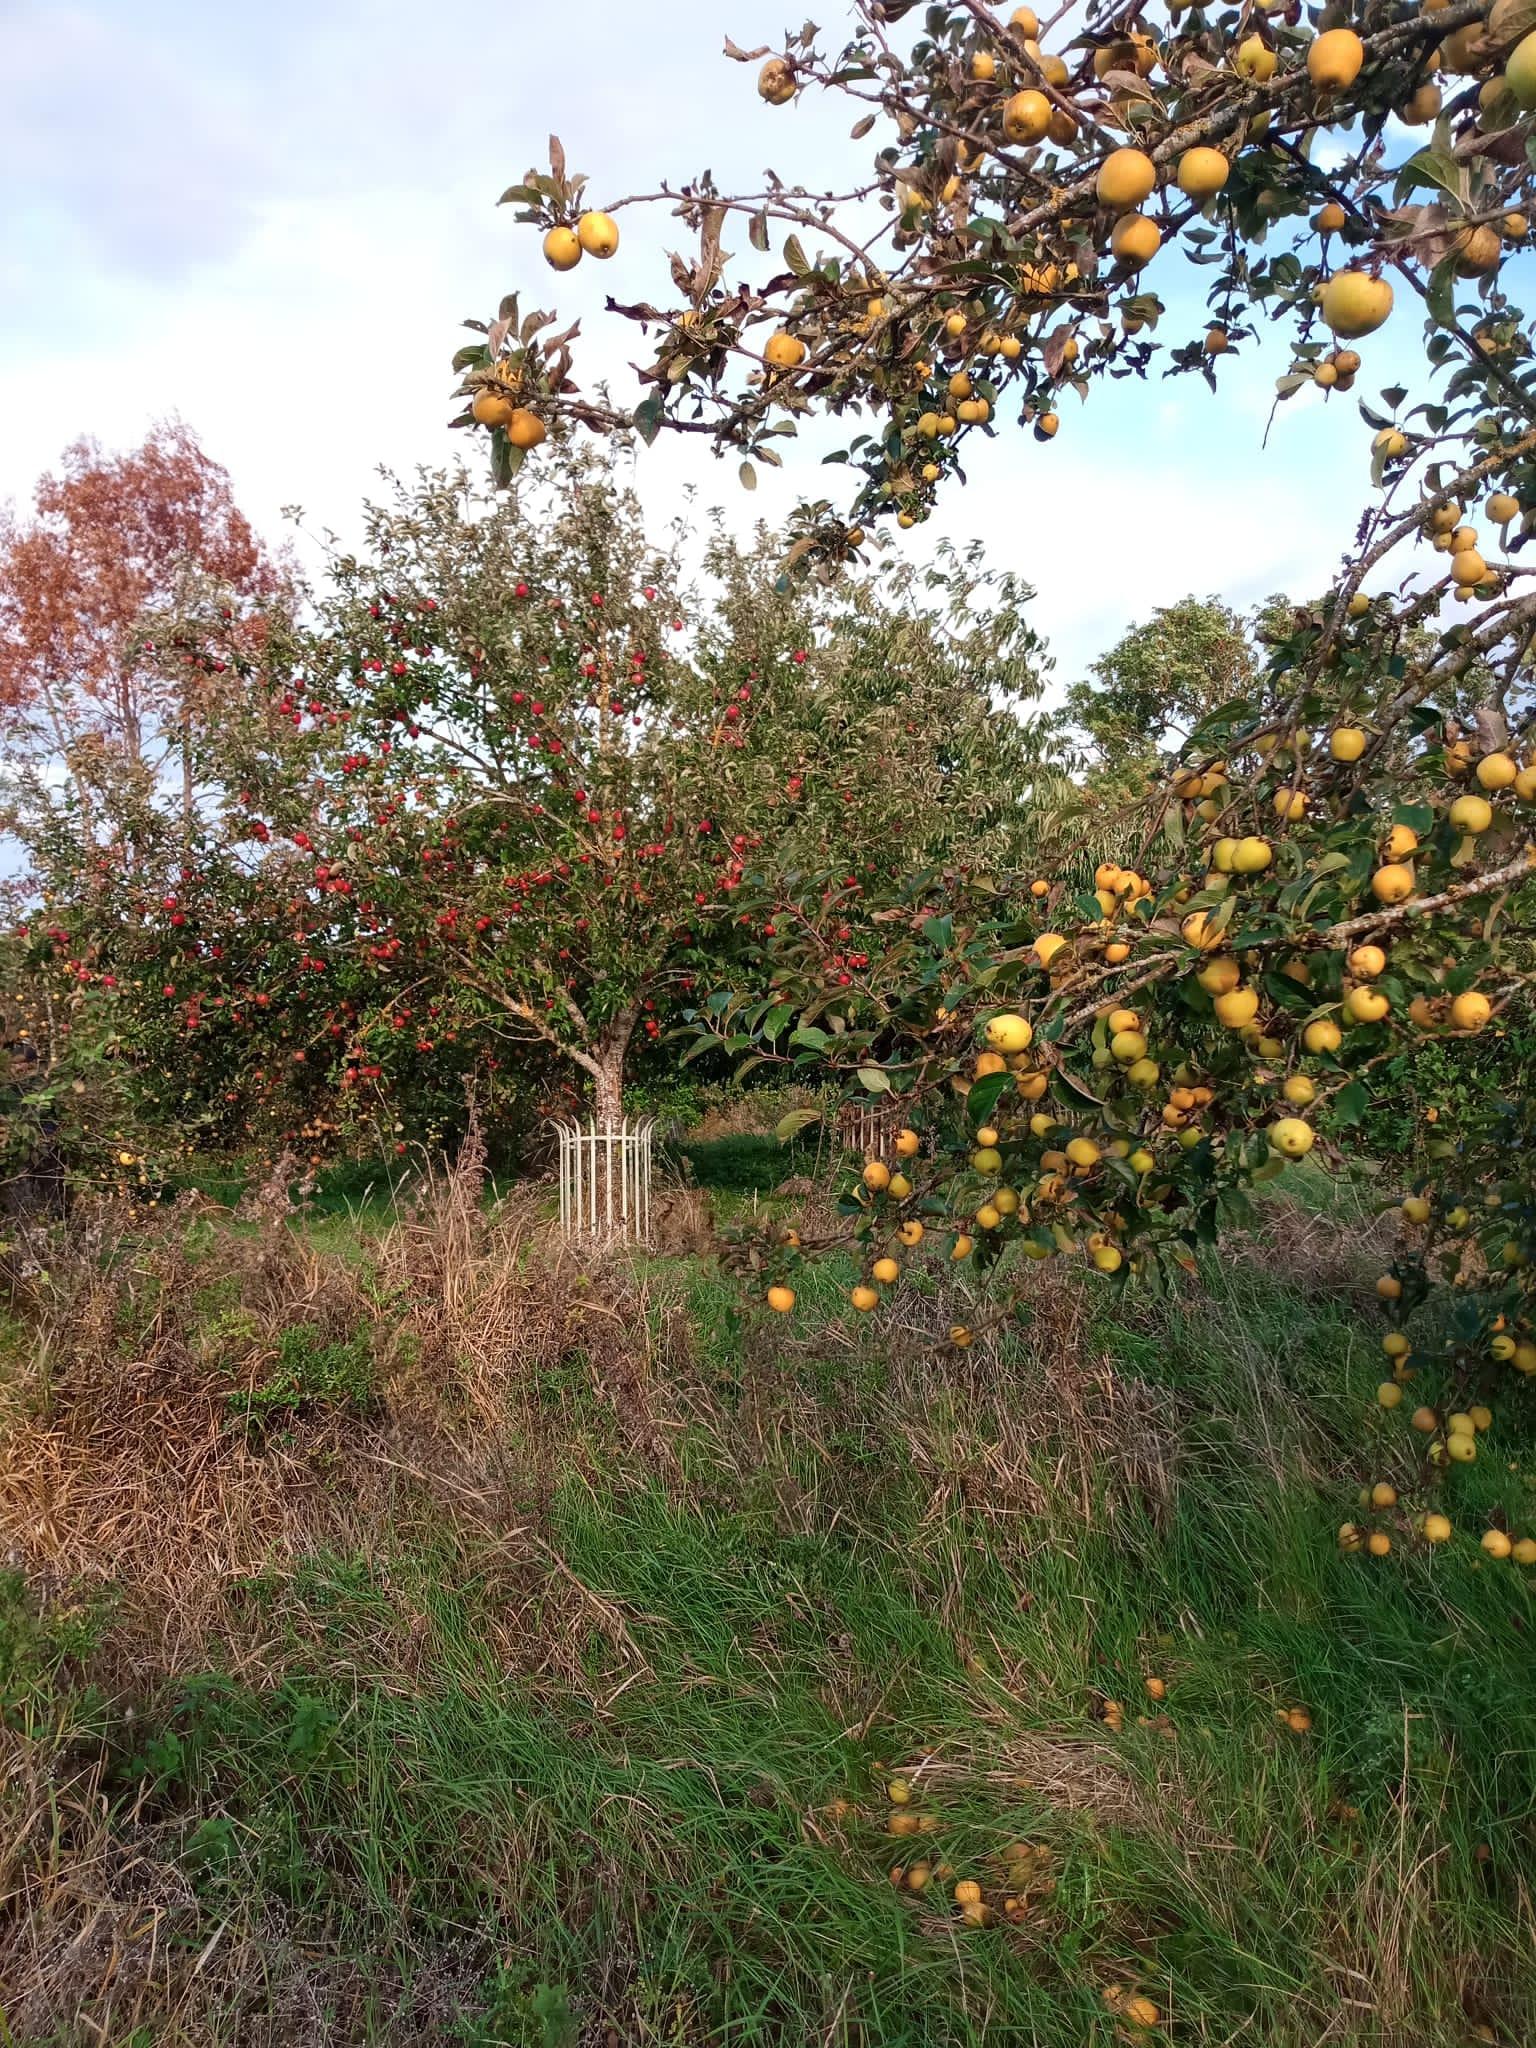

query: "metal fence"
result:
(835, 1099), (907, 1164)
(555, 1118), (656, 1245)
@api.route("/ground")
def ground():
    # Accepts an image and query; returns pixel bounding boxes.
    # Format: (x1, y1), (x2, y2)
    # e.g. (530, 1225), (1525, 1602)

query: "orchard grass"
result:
(2, 1182), (1534, 2046)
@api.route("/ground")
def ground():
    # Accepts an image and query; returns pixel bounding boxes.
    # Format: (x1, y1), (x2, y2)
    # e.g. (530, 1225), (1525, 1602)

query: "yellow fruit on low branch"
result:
(1003, 89), (1051, 143)
(1307, 28), (1365, 91)
(1096, 147), (1157, 210)
(1235, 34), (1277, 80)
(1476, 751), (1517, 790)
(767, 1284), (796, 1313)
(758, 56), (797, 103)
(1270, 1117), (1315, 1159)
(1214, 986), (1260, 1028)
(506, 408), (547, 450)
(1345, 986), (1390, 1025)
(1505, 30), (1536, 111)
(1176, 147), (1229, 198)
(1348, 944), (1386, 978)
(1321, 270), (1394, 339)
(1371, 862), (1415, 904)
(1110, 214), (1161, 266)
(577, 210), (620, 258)
(985, 1012), (1033, 1053)
(764, 330), (808, 370)
(543, 226), (583, 271)
(1330, 726), (1367, 762)
(1450, 990), (1492, 1031)
(1449, 793), (1493, 834)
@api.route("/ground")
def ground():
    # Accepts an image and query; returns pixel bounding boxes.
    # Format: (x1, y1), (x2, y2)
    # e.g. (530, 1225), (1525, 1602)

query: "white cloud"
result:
(0, 0), (1437, 692)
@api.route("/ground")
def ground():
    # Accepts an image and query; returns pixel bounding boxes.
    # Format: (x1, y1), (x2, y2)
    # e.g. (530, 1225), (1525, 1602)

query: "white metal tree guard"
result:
(555, 1118), (656, 1245)
(836, 1098), (907, 1164)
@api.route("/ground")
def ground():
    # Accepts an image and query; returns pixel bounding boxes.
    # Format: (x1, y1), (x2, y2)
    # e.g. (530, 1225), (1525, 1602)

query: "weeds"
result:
(0, 1161), (1534, 2044)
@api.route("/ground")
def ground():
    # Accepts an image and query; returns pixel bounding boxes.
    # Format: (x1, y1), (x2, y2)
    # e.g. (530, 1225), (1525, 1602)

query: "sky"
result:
(0, 0), (1463, 694)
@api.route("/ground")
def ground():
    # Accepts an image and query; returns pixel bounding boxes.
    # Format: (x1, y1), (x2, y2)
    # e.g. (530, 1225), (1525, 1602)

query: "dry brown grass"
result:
(0, 1158), (1525, 2048)
(0, 1726), (491, 2047)
(0, 1144), (698, 1683)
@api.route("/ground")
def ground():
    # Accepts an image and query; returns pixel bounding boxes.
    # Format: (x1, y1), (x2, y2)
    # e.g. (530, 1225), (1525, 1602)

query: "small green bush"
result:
(226, 1322), (375, 1428)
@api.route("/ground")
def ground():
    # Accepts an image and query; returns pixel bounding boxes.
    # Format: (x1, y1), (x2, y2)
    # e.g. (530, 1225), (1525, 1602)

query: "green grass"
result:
(4, 1197), (1536, 2045)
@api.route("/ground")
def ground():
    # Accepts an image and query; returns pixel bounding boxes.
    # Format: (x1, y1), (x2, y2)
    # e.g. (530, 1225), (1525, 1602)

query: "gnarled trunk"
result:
(591, 1053), (624, 1130)
(579, 1010), (636, 1130)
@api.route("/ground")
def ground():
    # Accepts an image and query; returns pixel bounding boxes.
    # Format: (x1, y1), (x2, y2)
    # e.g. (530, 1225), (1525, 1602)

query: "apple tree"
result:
(250, 442), (1054, 1132)
(7, 437), (1055, 1189)
(450, 0), (1536, 1557)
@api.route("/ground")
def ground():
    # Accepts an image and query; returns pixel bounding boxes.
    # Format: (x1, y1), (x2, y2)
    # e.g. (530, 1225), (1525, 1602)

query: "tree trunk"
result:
(592, 1058), (624, 1130)
(584, 1010), (636, 1129)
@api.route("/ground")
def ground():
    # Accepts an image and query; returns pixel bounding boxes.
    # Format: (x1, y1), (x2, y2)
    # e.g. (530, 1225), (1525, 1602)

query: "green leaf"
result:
(775, 1107), (822, 1143)
(967, 1071), (1010, 1125)
(856, 1065), (890, 1093)
(790, 1024), (829, 1050)
(1425, 256), (1458, 330)
(1333, 1079), (1369, 1126)
(1052, 1065), (1106, 1112)
(1396, 147), (1465, 205)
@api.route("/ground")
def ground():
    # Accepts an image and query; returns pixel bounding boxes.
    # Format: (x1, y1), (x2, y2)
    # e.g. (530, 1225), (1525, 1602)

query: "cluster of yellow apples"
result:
(883, 1765), (1164, 1975)
(738, 17), (1427, 537)
(1420, 491), (1528, 603)
(1347, 1163), (1536, 1557)
(541, 210), (620, 271)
